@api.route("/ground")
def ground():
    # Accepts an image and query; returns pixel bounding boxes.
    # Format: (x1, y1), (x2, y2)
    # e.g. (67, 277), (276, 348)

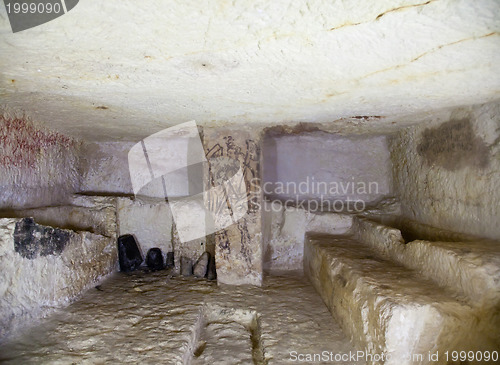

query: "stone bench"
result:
(304, 233), (497, 365)
(3, 195), (118, 238)
(352, 217), (500, 309)
(0, 217), (117, 340)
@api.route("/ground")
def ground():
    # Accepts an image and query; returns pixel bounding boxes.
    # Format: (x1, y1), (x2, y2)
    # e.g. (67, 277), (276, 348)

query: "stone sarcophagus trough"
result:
(0, 217), (117, 338)
(304, 216), (500, 365)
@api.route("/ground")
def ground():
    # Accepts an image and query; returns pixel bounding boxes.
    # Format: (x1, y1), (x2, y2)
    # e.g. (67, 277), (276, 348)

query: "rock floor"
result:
(0, 270), (361, 364)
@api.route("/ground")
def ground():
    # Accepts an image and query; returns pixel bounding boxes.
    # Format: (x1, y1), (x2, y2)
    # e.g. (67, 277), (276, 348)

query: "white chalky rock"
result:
(193, 252), (210, 278)
(304, 234), (498, 365)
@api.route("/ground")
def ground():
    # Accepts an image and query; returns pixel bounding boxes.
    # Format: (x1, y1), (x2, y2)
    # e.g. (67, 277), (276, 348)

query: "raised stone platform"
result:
(304, 233), (498, 364)
(352, 217), (500, 309)
(2, 195), (118, 238)
(0, 217), (117, 340)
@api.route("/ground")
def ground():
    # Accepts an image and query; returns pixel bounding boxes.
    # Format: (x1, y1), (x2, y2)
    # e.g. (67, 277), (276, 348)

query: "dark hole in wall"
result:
(399, 229), (421, 243)
(13, 218), (70, 259)
(417, 118), (489, 171)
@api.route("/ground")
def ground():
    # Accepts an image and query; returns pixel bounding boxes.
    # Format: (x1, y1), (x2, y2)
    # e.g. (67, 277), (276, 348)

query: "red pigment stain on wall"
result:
(0, 116), (73, 169)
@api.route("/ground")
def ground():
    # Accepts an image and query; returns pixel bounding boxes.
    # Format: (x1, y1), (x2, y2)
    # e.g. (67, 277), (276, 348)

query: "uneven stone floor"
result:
(0, 270), (361, 364)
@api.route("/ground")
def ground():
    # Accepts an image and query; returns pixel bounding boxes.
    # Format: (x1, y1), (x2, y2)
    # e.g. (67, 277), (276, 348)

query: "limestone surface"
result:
(203, 127), (263, 286)
(0, 271), (359, 364)
(390, 101), (500, 240)
(193, 252), (210, 278)
(1, 1), (498, 141)
(352, 217), (500, 315)
(262, 202), (352, 272)
(304, 234), (498, 364)
(181, 256), (193, 277)
(0, 218), (117, 340)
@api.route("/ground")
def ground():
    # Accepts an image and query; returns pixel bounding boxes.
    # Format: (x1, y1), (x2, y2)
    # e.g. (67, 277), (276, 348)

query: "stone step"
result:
(352, 217), (500, 309)
(304, 233), (498, 365)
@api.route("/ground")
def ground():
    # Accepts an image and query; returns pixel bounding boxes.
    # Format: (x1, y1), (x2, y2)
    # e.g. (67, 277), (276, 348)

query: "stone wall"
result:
(0, 115), (81, 209)
(262, 200), (352, 272)
(79, 140), (193, 198)
(116, 197), (174, 265)
(77, 129), (265, 283)
(263, 132), (392, 210)
(390, 100), (500, 240)
(0, 116), (121, 340)
(79, 141), (135, 195)
(0, 218), (117, 340)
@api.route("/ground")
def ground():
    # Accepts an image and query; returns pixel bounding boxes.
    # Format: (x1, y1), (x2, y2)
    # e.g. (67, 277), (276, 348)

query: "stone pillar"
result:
(203, 127), (263, 286)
